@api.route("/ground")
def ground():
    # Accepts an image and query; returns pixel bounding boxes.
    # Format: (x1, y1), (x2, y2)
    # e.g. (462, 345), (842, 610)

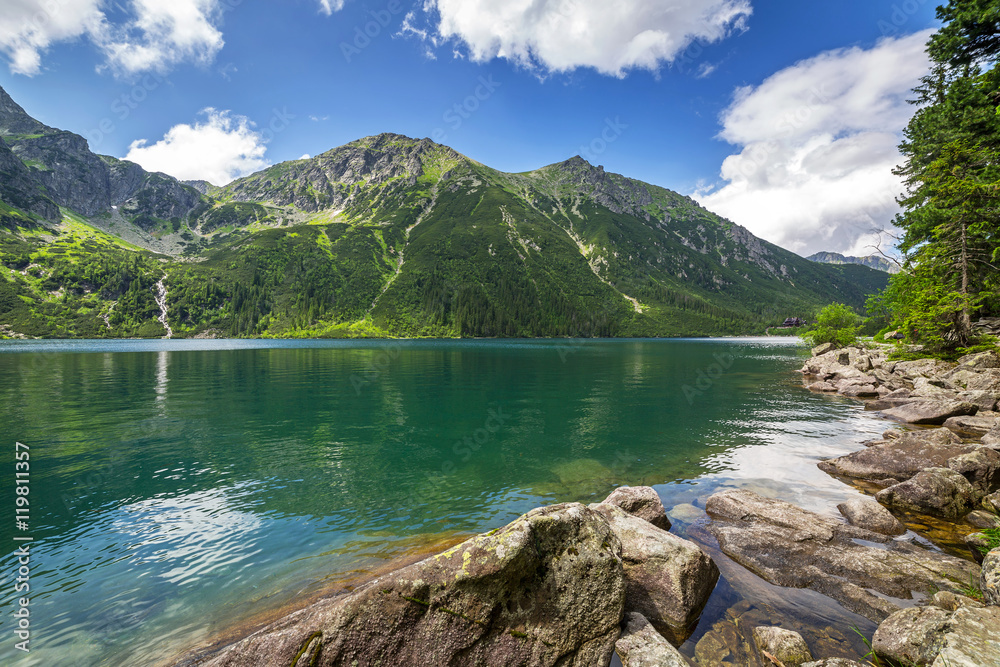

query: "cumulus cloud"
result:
(695, 30), (933, 257)
(0, 0), (105, 75)
(402, 0), (752, 77)
(125, 109), (269, 185)
(0, 0), (227, 76)
(100, 0), (225, 75)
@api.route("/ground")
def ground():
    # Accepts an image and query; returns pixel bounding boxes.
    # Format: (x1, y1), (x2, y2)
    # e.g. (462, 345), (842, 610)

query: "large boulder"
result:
(191, 503), (626, 667)
(836, 497), (906, 536)
(956, 350), (1000, 371)
(602, 486), (671, 531)
(932, 605), (1000, 666)
(614, 613), (691, 667)
(947, 447), (1000, 496)
(752, 626), (813, 666)
(811, 343), (837, 356)
(705, 490), (978, 623)
(983, 547), (1000, 606)
(881, 400), (978, 425)
(872, 606), (951, 666)
(589, 503), (718, 644)
(817, 429), (973, 483)
(944, 414), (1000, 438)
(894, 358), (958, 380)
(875, 468), (977, 519)
(984, 423), (1000, 449)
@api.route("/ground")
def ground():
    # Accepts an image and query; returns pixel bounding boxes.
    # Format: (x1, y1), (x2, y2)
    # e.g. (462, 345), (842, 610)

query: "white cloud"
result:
(298, 153), (311, 160)
(0, 0), (226, 77)
(318, 0), (346, 15)
(125, 109), (269, 185)
(99, 0), (225, 75)
(695, 31), (933, 257)
(403, 0), (752, 77)
(0, 0), (105, 75)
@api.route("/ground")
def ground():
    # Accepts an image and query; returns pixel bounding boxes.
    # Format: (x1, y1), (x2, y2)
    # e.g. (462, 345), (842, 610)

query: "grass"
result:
(971, 527), (1000, 555)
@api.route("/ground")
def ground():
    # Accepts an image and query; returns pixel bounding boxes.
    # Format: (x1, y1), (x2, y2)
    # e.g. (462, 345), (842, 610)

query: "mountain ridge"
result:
(0, 85), (888, 339)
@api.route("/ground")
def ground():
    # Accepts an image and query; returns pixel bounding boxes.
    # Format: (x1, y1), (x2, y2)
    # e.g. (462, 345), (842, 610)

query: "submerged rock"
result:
(836, 497), (906, 536)
(752, 626), (813, 666)
(193, 503), (626, 667)
(589, 503), (718, 644)
(801, 660), (866, 667)
(875, 468), (976, 519)
(603, 486), (671, 531)
(614, 612), (691, 667)
(705, 490), (979, 622)
(881, 400), (978, 425)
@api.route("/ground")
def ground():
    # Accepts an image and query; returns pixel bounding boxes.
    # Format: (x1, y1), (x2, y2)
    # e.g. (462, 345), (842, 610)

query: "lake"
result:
(0, 338), (893, 665)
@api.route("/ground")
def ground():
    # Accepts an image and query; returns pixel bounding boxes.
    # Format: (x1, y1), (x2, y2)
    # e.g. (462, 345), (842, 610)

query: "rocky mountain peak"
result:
(0, 85), (52, 136)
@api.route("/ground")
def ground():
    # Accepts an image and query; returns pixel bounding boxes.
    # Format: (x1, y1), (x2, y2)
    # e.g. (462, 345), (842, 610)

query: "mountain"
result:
(807, 251), (900, 274)
(0, 86), (889, 339)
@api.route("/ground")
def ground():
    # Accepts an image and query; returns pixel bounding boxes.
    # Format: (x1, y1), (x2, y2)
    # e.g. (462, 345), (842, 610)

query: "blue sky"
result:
(0, 0), (940, 256)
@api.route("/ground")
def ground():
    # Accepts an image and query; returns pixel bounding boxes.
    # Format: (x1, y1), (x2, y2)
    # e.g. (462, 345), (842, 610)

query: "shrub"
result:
(802, 303), (861, 348)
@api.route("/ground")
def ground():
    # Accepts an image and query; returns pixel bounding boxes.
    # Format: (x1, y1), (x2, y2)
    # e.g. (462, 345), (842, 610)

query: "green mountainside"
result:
(0, 86), (888, 339)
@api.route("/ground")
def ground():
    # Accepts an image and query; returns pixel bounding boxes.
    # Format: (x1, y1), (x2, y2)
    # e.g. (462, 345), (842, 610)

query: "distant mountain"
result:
(0, 85), (889, 339)
(807, 251), (899, 274)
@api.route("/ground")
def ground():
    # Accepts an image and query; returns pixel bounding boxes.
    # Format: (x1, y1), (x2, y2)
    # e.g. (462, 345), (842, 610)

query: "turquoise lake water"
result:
(0, 338), (895, 665)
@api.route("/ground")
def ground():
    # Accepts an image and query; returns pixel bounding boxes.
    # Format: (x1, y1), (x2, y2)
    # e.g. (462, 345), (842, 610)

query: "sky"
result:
(0, 0), (941, 257)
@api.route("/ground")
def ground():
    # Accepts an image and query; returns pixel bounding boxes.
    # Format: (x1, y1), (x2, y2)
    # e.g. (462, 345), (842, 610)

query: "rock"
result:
(982, 490), (1000, 513)
(957, 391), (998, 413)
(957, 350), (1000, 371)
(966, 510), (1000, 529)
(839, 383), (879, 398)
(615, 613), (691, 667)
(603, 486), (671, 531)
(837, 497), (906, 536)
(192, 503), (626, 667)
(965, 533), (993, 564)
(875, 468), (976, 519)
(589, 503), (718, 644)
(912, 376), (959, 399)
(984, 423), (1000, 449)
(947, 447), (1000, 496)
(944, 414), (1000, 438)
(884, 388), (913, 400)
(800, 660), (866, 667)
(808, 381), (838, 392)
(894, 358), (959, 380)
(872, 606), (952, 666)
(705, 490), (979, 623)
(881, 400), (978, 425)
(752, 626), (813, 666)
(983, 548), (1000, 606)
(817, 429), (973, 483)
(931, 591), (984, 612)
(812, 343), (837, 356)
(965, 369), (1000, 393)
(837, 351), (851, 366)
(931, 605), (1000, 666)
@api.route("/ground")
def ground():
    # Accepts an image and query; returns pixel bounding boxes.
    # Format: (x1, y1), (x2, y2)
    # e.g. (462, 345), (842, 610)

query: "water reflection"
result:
(0, 337), (889, 666)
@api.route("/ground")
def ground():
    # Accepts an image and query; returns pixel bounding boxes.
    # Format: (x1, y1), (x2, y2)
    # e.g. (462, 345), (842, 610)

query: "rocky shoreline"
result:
(176, 343), (1000, 667)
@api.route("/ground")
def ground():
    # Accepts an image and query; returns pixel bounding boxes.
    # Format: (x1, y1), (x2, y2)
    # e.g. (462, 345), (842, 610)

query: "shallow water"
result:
(0, 338), (907, 665)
